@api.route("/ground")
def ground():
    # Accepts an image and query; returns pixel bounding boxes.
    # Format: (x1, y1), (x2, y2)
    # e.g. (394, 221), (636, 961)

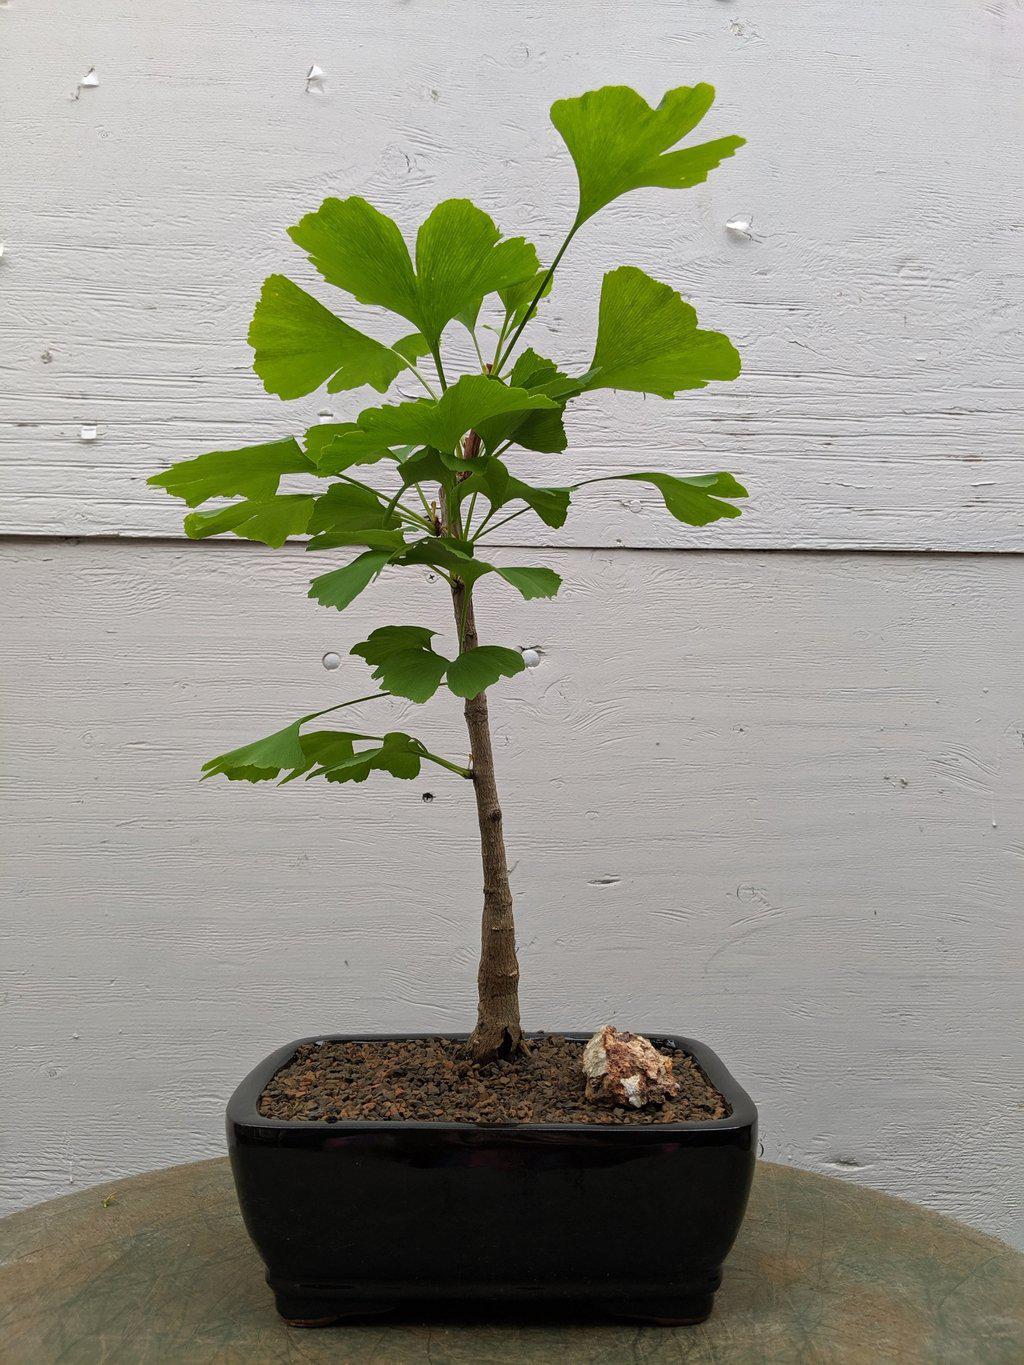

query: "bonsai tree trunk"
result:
(440, 428), (524, 1062)
(448, 576), (526, 1061)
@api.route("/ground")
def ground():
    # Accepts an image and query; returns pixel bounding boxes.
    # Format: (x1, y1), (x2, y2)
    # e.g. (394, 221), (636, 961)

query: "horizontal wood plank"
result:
(2, 538), (1021, 1244)
(1, 0), (1021, 547)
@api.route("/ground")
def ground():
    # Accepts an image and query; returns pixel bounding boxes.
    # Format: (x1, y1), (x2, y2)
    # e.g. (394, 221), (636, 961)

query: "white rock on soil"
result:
(582, 1025), (681, 1109)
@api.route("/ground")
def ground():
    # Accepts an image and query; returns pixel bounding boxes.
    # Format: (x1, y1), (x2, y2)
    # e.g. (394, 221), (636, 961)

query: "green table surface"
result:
(0, 1158), (1020, 1363)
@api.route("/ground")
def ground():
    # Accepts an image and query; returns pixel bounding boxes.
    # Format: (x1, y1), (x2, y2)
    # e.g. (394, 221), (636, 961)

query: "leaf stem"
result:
(490, 311), (512, 371)
(301, 692), (393, 724)
(430, 344), (449, 392)
(493, 225), (578, 375)
(410, 482), (434, 521)
(469, 329), (489, 373)
(471, 505), (531, 542)
(388, 350), (439, 399)
(333, 473), (431, 532)
(421, 750), (473, 779)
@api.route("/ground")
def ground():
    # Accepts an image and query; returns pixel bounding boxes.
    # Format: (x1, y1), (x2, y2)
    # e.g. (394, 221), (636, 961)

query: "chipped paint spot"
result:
(726, 214), (756, 240)
(304, 64), (327, 96)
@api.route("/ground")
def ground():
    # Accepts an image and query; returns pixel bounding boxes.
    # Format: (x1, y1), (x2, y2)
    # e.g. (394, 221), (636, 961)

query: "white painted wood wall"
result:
(1, 1), (1022, 1248)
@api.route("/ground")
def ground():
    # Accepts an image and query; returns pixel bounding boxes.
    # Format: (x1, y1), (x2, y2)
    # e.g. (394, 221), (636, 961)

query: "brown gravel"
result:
(258, 1034), (730, 1125)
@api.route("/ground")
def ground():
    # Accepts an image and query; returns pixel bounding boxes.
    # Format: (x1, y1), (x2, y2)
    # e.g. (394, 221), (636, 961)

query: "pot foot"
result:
(605, 1292), (715, 1326)
(272, 1290), (395, 1327)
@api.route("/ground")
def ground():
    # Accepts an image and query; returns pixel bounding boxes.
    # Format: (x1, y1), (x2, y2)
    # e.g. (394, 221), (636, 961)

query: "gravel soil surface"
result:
(259, 1033), (730, 1124)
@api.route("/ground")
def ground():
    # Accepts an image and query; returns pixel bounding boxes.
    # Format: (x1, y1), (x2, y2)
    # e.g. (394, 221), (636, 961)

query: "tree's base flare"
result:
(467, 1021), (527, 1063)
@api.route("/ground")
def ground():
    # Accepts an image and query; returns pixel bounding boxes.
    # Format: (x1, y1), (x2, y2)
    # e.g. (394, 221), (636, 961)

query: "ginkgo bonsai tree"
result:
(150, 84), (747, 1064)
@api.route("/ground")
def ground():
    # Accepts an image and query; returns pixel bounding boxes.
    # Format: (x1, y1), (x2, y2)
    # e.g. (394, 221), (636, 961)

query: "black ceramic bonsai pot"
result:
(227, 1032), (757, 1326)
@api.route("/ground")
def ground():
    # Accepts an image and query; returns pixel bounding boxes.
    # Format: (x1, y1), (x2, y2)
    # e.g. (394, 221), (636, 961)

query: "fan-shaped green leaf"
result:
(304, 424), (397, 475)
(308, 483), (399, 537)
(312, 732), (426, 783)
(583, 267), (740, 397)
(183, 495), (315, 547)
(397, 538), (494, 589)
(456, 458), (570, 529)
(446, 646), (526, 700)
(495, 566), (562, 599)
(289, 197), (539, 350)
(202, 717), (310, 783)
(274, 731), (359, 784)
(203, 711), (468, 786)
(248, 275), (427, 400)
(309, 550), (394, 611)
(148, 438), (313, 508)
(579, 470), (747, 526)
(289, 197), (420, 320)
(478, 349), (573, 453)
(413, 200), (540, 347)
(357, 374), (558, 455)
(505, 479), (571, 528)
(351, 626), (449, 703)
(550, 84), (744, 225)
(396, 448), (450, 490)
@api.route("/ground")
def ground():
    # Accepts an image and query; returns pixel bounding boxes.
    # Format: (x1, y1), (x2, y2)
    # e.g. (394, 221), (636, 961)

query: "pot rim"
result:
(227, 1031), (757, 1137)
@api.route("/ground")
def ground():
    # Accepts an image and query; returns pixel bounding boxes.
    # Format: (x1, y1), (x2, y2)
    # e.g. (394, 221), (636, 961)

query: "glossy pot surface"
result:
(227, 1032), (757, 1325)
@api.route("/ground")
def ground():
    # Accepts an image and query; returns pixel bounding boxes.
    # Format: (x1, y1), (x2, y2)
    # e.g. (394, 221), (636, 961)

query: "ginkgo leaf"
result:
(350, 628), (527, 702)
(289, 196), (420, 320)
(327, 331), (429, 394)
(356, 374), (558, 455)
(306, 528), (408, 553)
(504, 479), (571, 528)
(413, 201), (540, 348)
(495, 566), (562, 599)
(202, 716), (310, 782)
(304, 423), (396, 475)
(248, 275), (427, 400)
(551, 84), (744, 226)
(395, 447), (450, 490)
(306, 481), (404, 554)
(148, 438), (313, 508)
(312, 731), (469, 782)
(480, 349), (576, 453)
(308, 482), (399, 537)
(583, 267), (740, 397)
(289, 196), (539, 350)
(392, 333), (431, 364)
(446, 646), (525, 699)
(313, 732), (425, 783)
(453, 458), (509, 519)
(183, 495), (315, 547)
(203, 709), (468, 786)
(397, 538), (495, 589)
(394, 539), (562, 599)
(456, 458), (570, 529)
(309, 550), (394, 611)
(351, 626), (449, 703)
(278, 731), (361, 783)
(578, 470), (747, 526)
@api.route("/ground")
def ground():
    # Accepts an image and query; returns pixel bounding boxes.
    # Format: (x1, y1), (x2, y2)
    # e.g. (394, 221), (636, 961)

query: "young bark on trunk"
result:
(442, 429), (525, 1062)
(448, 577), (526, 1061)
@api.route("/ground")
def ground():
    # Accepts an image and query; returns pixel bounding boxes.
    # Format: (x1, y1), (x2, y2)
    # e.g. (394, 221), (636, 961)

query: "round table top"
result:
(0, 1158), (1020, 1363)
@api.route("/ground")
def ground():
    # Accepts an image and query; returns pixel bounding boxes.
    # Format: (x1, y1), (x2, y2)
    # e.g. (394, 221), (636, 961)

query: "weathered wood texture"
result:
(2, 539), (1022, 1245)
(2, 1159), (1022, 1363)
(1, 0), (1022, 547)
